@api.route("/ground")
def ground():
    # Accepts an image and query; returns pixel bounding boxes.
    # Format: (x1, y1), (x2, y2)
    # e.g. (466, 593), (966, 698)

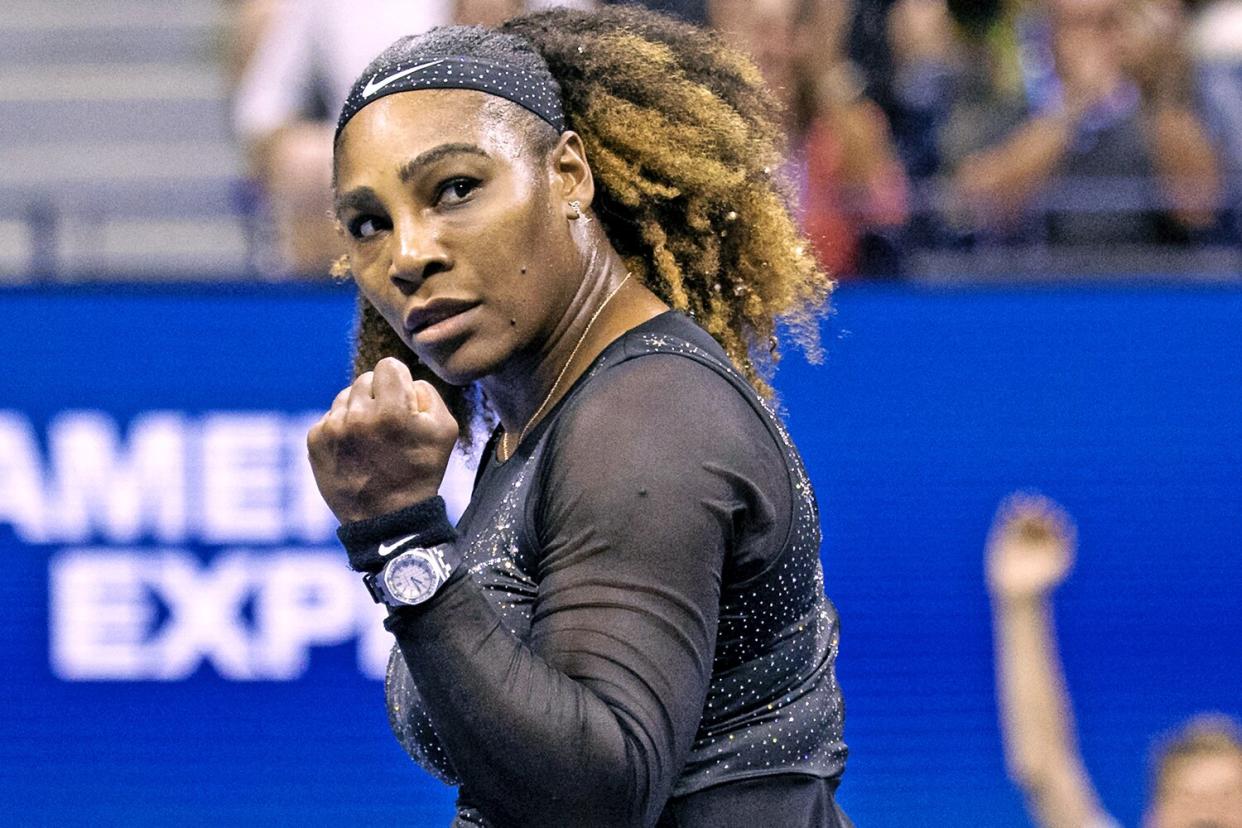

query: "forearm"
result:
(1146, 102), (1223, 229)
(954, 114), (1074, 226)
(993, 596), (1103, 828)
(993, 598), (1073, 777)
(388, 571), (694, 827)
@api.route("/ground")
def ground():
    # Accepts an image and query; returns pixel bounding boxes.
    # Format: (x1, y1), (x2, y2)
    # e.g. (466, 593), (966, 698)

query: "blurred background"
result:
(1, 0), (1239, 825)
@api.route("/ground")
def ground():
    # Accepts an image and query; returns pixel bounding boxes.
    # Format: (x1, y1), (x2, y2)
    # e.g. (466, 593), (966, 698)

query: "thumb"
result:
(412, 379), (440, 415)
(411, 380), (458, 438)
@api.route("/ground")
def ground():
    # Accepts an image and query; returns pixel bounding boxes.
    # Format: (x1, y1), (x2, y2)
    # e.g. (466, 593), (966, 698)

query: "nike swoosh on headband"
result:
(377, 534), (418, 557)
(362, 59), (447, 98)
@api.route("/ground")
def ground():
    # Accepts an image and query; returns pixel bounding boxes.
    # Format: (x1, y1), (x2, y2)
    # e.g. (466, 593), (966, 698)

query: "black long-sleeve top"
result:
(373, 312), (847, 827)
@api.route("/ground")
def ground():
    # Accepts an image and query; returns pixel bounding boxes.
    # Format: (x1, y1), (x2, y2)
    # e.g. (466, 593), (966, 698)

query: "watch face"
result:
(384, 552), (438, 604)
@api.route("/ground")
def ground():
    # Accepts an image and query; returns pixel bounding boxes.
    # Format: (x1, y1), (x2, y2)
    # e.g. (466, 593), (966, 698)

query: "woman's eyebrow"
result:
(333, 145), (491, 218)
(398, 143), (490, 183)
(333, 187), (382, 220)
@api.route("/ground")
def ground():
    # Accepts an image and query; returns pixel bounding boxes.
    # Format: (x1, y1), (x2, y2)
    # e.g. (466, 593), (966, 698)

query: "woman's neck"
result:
(481, 264), (667, 450)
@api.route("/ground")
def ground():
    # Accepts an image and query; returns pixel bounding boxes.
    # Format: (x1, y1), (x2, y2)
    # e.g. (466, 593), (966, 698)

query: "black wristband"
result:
(336, 496), (457, 573)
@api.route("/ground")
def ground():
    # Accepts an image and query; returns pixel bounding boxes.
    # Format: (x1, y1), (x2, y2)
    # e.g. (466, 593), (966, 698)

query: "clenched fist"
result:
(985, 493), (1077, 603)
(308, 356), (459, 524)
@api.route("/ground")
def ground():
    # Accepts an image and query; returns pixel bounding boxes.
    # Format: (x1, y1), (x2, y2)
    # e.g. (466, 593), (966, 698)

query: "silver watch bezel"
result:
(378, 543), (454, 606)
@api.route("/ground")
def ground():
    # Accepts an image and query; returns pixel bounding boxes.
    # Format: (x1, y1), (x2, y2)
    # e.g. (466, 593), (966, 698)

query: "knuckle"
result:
(375, 410), (407, 436)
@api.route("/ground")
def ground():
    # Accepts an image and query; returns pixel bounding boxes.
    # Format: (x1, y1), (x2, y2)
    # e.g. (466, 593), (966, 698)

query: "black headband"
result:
(336, 55), (565, 138)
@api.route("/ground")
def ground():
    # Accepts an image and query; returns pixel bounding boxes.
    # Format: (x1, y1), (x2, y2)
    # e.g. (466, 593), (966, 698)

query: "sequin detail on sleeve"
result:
(385, 465), (541, 783)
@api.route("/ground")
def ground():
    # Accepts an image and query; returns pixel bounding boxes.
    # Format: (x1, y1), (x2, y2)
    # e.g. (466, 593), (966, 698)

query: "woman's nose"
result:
(388, 217), (449, 290)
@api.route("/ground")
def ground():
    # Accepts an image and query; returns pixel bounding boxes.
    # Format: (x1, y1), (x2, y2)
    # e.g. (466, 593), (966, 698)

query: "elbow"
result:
(1005, 748), (1049, 792)
(1005, 742), (1087, 804)
(560, 740), (667, 828)
(479, 735), (668, 828)
(543, 712), (673, 826)
(1000, 725), (1059, 794)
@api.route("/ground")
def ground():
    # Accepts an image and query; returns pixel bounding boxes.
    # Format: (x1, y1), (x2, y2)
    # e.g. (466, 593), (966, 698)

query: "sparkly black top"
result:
(383, 312), (846, 827)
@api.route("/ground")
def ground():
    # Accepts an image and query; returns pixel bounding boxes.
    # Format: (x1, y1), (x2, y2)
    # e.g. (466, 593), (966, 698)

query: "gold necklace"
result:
(500, 272), (631, 462)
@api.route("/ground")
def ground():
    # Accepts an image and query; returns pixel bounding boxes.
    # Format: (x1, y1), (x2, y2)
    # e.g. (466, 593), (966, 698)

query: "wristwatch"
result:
(362, 538), (458, 607)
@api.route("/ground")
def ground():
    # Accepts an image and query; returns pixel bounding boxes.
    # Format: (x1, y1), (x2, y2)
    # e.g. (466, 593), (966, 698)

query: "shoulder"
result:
(528, 316), (796, 554)
(564, 350), (756, 450)
(543, 318), (785, 484)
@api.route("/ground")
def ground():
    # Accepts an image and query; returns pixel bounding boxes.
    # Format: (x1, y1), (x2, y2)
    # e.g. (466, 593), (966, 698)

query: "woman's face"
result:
(1147, 752), (1242, 828)
(333, 89), (584, 386)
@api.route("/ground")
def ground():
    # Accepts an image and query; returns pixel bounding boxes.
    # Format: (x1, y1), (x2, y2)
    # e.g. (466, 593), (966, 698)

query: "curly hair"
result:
(342, 6), (833, 441)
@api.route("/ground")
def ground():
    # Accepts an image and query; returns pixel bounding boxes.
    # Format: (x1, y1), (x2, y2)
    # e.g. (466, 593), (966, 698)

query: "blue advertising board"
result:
(1, 281), (1239, 826)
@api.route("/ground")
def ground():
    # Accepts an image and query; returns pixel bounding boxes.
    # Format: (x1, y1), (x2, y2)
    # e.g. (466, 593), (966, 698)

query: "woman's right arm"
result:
(382, 356), (779, 827)
(986, 495), (1116, 828)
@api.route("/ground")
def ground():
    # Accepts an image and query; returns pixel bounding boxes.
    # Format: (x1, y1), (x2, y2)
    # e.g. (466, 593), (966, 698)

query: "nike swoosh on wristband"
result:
(361, 60), (447, 98)
(378, 534), (418, 557)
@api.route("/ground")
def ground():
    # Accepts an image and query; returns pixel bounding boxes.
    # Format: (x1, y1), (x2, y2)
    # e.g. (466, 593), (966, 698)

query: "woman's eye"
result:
(348, 216), (387, 240)
(438, 177), (479, 206)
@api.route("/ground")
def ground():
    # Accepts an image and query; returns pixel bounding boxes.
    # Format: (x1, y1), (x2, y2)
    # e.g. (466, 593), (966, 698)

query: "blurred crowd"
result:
(225, 0), (1242, 278)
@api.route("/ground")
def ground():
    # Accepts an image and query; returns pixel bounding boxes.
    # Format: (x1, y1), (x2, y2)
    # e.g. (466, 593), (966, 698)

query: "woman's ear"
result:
(549, 130), (595, 219)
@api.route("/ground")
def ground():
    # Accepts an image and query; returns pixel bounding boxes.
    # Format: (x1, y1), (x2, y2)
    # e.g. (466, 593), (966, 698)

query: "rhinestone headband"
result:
(336, 55), (565, 138)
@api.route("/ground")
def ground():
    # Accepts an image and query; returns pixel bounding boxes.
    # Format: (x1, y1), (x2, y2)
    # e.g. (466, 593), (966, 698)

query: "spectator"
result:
(1186, 0), (1242, 236)
(602, 0), (708, 25)
(986, 493), (1242, 828)
(884, 0), (966, 181)
(710, 0), (910, 277)
(886, 0), (1224, 248)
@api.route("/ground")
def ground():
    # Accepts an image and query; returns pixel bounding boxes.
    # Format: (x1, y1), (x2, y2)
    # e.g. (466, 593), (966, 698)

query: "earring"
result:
(569, 200), (591, 222)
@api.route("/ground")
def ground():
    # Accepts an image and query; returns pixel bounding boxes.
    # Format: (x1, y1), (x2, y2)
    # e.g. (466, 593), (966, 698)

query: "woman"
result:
(307, 8), (849, 826)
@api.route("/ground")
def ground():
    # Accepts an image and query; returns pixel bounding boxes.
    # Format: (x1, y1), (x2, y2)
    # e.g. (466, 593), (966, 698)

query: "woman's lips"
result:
(404, 299), (481, 344)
